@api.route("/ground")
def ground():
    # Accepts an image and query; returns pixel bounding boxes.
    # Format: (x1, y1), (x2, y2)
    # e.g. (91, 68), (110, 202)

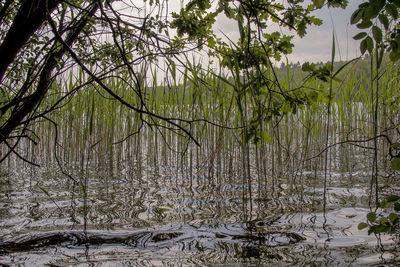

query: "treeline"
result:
(276, 53), (399, 92)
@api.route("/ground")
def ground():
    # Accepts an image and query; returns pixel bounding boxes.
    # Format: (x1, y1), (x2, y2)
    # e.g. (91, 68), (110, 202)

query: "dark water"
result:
(0, 160), (400, 266)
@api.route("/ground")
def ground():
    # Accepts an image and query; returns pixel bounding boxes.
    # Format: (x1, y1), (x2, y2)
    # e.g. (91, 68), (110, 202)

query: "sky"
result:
(288, 0), (363, 63)
(214, 0), (364, 64)
(128, 0), (365, 79)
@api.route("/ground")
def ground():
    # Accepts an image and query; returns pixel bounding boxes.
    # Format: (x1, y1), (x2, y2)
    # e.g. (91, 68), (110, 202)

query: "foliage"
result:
(0, 0), (193, 164)
(358, 195), (400, 235)
(360, 141), (400, 236)
(351, 1), (400, 237)
(171, 0), (348, 144)
(351, 0), (400, 62)
(0, 0), (349, 164)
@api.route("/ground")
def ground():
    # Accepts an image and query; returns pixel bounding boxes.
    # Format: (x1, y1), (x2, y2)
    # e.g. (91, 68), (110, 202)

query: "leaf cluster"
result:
(302, 62), (331, 82)
(358, 146), (400, 235)
(358, 195), (400, 235)
(351, 0), (400, 61)
(170, 0), (346, 61)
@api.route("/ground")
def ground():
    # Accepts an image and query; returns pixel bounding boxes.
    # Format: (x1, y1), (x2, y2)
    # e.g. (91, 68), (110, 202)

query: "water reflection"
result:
(0, 158), (399, 267)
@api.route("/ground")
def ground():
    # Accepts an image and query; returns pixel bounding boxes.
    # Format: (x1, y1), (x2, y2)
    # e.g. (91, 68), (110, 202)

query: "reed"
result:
(1, 53), (399, 224)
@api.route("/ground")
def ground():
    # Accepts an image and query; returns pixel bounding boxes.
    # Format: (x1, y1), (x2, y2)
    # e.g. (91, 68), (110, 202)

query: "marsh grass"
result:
(1, 56), (400, 222)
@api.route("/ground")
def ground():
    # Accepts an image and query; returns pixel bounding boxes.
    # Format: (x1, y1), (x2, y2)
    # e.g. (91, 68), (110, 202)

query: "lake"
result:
(1, 124), (399, 266)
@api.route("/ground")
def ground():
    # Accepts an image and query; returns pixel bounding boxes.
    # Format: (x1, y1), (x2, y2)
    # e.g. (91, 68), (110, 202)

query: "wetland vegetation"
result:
(1, 0), (400, 266)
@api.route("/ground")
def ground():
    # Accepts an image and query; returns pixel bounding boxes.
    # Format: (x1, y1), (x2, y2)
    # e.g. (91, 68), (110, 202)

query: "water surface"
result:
(1, 159), (399, 266)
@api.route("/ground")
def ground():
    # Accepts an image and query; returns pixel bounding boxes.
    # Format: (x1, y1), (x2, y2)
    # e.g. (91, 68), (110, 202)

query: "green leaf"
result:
(297, 20), (307, 37)
(390, 143), (400, 148)
(389, 50), (400, 62)
(389, 213), (398, 223)
(379, 217), (389, 224)
(367, 228), (373, 235)
(310, 16), (323, 26)
(394, 202), (400, 212)
(332, 57), (359, 79)
(387, 195), (400, 202)
(372, 26), (383, 43)
(367, 212), (377, 223)
(386, 4), (399, 19)
(391, 39), (399, 53)
(360, 38), (368, 54)
(368, 225), (378, 235)
(353, 32), (367, 40)
(378, 14), (389, 31)
(376, 0), (387, 10)
(262, 131), (272, 144)
(366, 36), (374, 53)
(394, 0), (400, 8)
(391, 157), (400, 170)
(378, 224), (389, 233)
(357, 20), (373, 29)
(207, 37), (216, 48)
(364, 0), (385, 20)
(358, 222), (369, 230)
(351, 9), (363, 24)
(368, 225), (389, 235)
(312, 0), (325, 8)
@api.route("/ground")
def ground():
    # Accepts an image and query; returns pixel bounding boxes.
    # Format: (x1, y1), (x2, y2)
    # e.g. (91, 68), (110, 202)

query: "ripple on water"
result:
(1, 166), (400, 266)
(356, 251), (396, 265)
(277, 207), (396, 248)
(0, 222), (307, 266)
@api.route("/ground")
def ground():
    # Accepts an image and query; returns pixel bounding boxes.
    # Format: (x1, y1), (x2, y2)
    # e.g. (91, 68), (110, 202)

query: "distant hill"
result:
(275, 54), (399, 91)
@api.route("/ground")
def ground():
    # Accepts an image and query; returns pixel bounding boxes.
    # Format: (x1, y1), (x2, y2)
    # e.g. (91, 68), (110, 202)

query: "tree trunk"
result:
(0, 0), (62, 82)
(0, 1), (99, 143)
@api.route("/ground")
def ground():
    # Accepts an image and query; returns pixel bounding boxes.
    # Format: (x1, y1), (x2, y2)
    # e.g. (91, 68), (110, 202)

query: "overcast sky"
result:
(288, 0), (363, 63)
(214, 1), (363, 64)
(131, 0), (365, 75)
